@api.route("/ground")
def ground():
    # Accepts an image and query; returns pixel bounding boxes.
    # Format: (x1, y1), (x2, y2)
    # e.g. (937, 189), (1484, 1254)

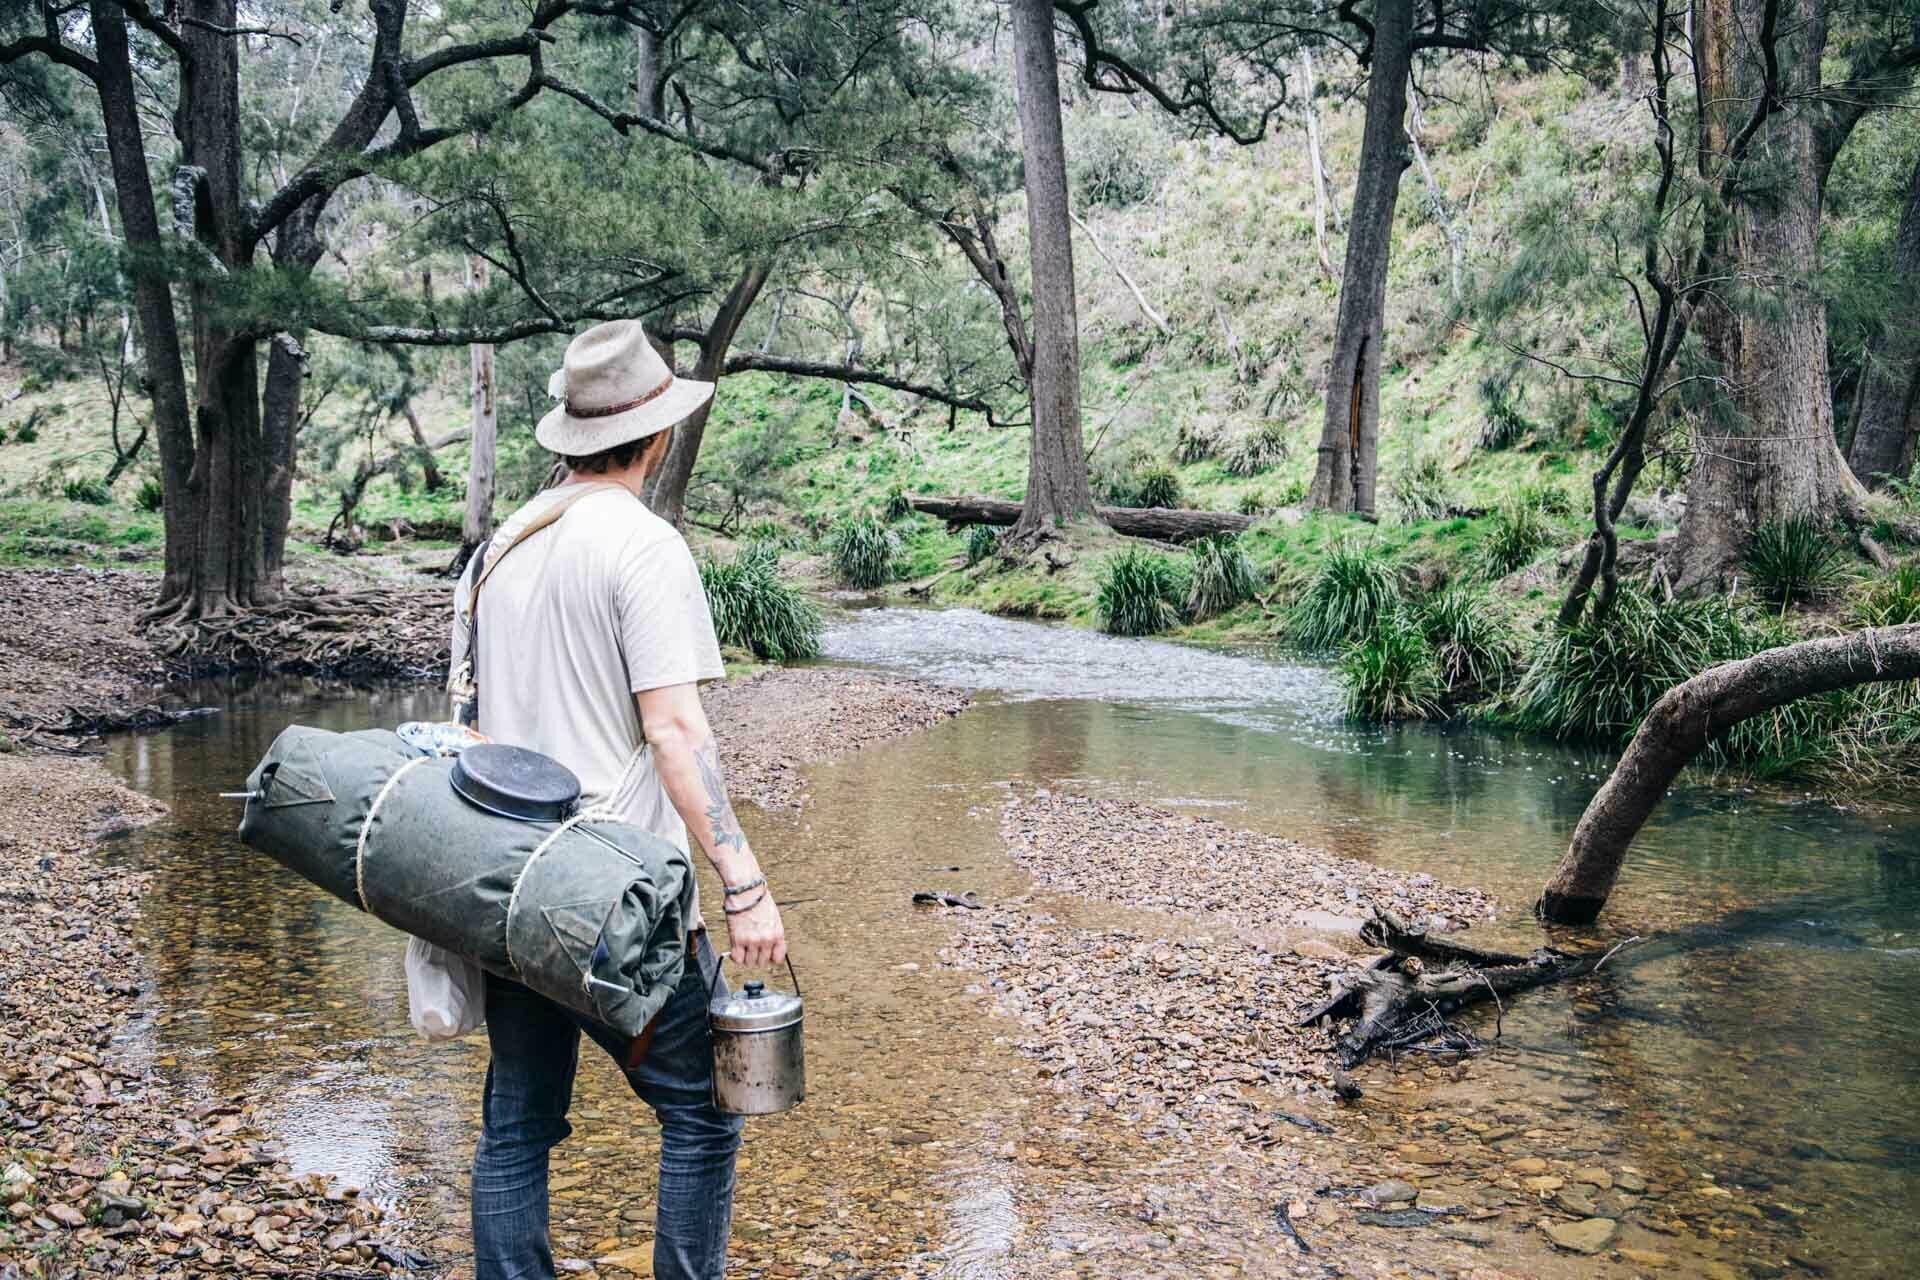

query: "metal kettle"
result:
(707, 957), (805, 1116)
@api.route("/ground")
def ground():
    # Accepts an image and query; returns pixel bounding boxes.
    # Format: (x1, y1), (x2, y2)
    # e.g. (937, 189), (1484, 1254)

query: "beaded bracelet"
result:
(722, 889), (768, 916)
(722, 874), (767, 897)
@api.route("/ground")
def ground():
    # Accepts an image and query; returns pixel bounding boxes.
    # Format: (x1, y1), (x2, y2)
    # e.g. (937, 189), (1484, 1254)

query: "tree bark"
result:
(1671, 0), (1864, 590)
(1846, 150), (1920, 489)
(1307, 0), (1414, 515)
(908, 493), (1252, 542)
(179, 0), (271, 617)
(1300, 49), (1339, 280)
(645, 262), (771, 526)
(1539, 624), (1920, 925)
(460, 253), (498, 566)
(1010, 0), (1095, 537)
(90, 1), (196, 607)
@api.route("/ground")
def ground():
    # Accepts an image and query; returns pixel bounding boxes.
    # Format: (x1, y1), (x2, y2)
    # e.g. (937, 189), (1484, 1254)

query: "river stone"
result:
(1363, 1180), (1418, 1208)
(1522, 1175), (1565, 1195)
(1554, 1187), (1601, 1218)
(1615, 1170), (1649, 1193)
(1542, 1217), (1617, 1254)
(1619, 1247), (1673, 1267)
(1508, 1157), (1549, 1175)
(1573, 1166), (1614, 1189)
(1439, 1224), (1493, 1247)
(46, 1202), (85, 1228)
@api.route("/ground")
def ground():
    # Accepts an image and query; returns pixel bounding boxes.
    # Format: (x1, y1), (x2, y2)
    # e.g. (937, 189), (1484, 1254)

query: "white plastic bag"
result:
(405, 936), (486, 1040)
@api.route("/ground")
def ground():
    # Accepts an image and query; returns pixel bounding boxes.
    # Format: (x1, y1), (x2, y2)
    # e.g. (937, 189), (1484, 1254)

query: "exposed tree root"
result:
(141, 586), (452, 679)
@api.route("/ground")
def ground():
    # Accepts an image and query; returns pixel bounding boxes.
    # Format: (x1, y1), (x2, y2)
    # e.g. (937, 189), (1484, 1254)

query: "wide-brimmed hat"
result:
(535, 319), (714, 455)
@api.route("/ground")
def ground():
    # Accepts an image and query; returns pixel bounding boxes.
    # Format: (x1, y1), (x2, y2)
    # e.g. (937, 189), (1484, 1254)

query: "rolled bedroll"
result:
(236, 725), (694, 1038)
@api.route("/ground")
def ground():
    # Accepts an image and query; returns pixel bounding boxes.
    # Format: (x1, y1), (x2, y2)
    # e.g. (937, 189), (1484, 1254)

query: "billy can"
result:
(707, 956), (805, 1116)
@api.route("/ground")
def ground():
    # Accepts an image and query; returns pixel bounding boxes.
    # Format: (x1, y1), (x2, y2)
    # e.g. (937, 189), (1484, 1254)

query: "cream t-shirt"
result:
(450, 483), (724, 884)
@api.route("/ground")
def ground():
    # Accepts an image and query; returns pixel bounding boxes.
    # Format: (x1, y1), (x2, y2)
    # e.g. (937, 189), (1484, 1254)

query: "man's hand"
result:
(725, 891), (787, 969)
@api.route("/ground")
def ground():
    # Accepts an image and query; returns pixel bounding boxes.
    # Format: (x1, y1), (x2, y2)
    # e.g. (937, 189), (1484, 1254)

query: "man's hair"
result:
(562, 428), (672, 474)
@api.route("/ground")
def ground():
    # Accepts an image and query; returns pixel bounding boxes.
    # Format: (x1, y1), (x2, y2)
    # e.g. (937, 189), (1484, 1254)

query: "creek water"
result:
(102, 606), (1920, 1277)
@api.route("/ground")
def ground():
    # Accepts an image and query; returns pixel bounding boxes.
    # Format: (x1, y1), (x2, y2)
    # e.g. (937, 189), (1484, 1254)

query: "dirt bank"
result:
(0, 755), (400, 1277)
(0, 567), (453, 751)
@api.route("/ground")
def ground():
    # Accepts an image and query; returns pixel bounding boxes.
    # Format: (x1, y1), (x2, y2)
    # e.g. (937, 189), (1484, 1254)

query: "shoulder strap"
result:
(454, 482), (630, 729)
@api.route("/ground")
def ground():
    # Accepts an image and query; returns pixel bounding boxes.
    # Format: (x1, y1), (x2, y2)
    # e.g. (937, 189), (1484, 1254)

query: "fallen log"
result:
(907, 494), (1255, 543)
(1301, 911), (1623, 1068)
(1308, 894), (1870, 1070)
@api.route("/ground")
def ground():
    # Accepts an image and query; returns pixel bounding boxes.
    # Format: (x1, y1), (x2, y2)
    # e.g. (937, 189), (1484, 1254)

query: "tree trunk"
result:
(1300, 49), (1339, 280)
(179, 0), (271, 617)
(1009, 0), (1095, 538)
(260, 335), (304, 593)
(1671, 0), (1863, 589)
(461, 254), (498, 566)
(1307, 0), (1413, 515)
(1539, 624), (1920, 925)
(645, 262), (771, 526)
(908, 493), (1253, 542)
(1846, 150), (1920, 489)
(90, 1), (196, 607)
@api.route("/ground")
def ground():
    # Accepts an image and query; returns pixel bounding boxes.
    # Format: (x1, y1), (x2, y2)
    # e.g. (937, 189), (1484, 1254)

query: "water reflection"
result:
(102, 608), (1920, 1277)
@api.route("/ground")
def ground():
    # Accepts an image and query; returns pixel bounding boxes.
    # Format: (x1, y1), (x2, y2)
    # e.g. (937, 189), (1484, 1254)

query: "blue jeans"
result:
(471, 935), (743, 1280)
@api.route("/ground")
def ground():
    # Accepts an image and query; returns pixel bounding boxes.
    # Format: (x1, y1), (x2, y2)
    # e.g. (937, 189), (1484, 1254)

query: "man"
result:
(449, 319), (787, 1280)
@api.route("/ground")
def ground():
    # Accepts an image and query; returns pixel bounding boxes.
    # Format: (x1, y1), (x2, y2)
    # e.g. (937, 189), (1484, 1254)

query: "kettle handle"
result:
(707, 949), (801, 1004)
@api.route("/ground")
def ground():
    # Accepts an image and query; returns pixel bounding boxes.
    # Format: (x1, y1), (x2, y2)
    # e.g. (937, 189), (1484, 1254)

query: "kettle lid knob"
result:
(743, 980), (765, 998)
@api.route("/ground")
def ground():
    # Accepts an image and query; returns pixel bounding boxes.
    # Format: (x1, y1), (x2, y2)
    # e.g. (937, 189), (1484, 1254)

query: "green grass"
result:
(1479, 501), (1554, 576)
(1340, 613), (1444, 722)
(1223, 421), (1289, 477)
(1418, 585), (1518, 695)
(1744, 515), (1845, 605)
(1288, 538), (1401, 650)
(700, 543), (822, 662)
(1185, 534), (1259, 621)
(1097, 546), (1188, 636)
(1854, 563), (1920, 626)
(965, 523), (1000, 566)
(1487, 583), (1826, 768)
(827, 514), (900, 589)
(1387, 454), (1454, 523)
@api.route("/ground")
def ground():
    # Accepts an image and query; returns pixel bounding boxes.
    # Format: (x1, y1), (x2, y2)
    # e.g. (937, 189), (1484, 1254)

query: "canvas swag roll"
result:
(236, 725), (697, 1038)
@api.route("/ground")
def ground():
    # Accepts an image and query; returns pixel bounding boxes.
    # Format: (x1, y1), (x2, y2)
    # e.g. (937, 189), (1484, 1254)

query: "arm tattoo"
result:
(693, 737), (748, 854)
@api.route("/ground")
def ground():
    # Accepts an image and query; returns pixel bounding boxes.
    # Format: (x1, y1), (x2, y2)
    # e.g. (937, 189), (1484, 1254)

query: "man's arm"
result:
(637, 682), (788, 968)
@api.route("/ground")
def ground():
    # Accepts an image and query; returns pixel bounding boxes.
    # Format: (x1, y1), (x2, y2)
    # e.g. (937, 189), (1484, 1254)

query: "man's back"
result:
(453, 482), (723, 832)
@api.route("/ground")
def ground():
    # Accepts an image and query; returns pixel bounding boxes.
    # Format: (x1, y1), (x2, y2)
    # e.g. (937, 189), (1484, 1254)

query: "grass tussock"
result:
(828, 515), (900, 589)
(1128, 464), (1184, 510)
(1223, 421), (1289, 477)
(700, 543), (822, 662)
(1186, 535), (1259, 621)
(965, 523), (1001, 566)
(1744, 515), (1845, 605)
(1098, 546), (1188, 636)
(1288, 539), (1400, 650)
(1479, 500), (1554, 577)
(1854, 564), (1920, 626)
(1387, 455), (1454, 523)
(1418, 585), (1518, 693)
(1341, 613), (1444, 721)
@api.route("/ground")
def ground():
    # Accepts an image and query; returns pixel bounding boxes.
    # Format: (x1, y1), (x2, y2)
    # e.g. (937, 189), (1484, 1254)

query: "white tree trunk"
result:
(461, 252), (497, 557)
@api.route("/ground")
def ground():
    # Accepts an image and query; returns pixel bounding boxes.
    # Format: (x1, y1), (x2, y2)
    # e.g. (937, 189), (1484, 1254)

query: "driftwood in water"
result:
(1301, 910), (1634, 1068)
(907, 494), (1254, 543)
(1539, 623), (1920, 925)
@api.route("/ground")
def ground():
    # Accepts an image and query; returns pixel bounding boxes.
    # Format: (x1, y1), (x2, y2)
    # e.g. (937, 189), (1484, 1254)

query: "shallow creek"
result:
(103, 607), (1920, 1278)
